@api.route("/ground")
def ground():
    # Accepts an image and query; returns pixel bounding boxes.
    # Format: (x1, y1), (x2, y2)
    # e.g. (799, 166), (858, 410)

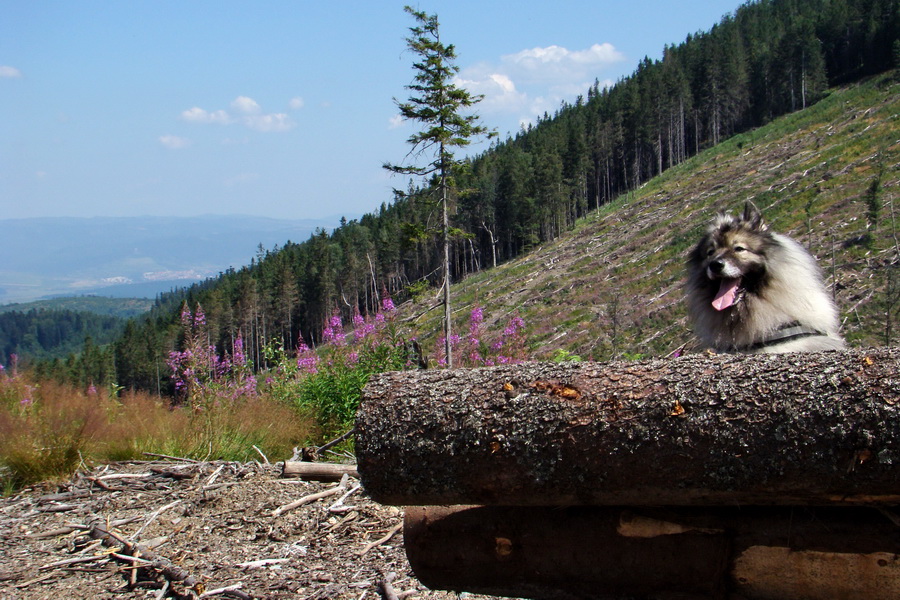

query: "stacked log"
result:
(356, 348), (900, 599)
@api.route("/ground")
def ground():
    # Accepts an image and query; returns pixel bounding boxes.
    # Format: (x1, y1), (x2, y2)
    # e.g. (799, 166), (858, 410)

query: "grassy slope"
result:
(400, 72), (900, 361)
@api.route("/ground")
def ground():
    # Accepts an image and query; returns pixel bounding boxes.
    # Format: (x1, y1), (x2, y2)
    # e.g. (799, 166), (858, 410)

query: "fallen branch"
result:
(205, 464), (226, 486)
(40, 554), (110, 571)
(142, 452), (200, 463)
(199, 582), (251, 599)
(357, 521), (403, 556)
(272, 476), (350, 517)
(252, 444), (270, 465)
(376, 572), (400, 600)
(235, 558), (290, 569)
(79, 514), (200, 595)
(130, 499), (182, 541)
(329, 484), (362, 513)
(14, 573), (57, 589)
(280, 461), (358, 482)
(318, 428), (355, 454)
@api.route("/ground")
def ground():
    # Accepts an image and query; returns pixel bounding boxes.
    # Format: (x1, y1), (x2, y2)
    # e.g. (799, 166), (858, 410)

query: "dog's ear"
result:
(742, 201), (766, 231)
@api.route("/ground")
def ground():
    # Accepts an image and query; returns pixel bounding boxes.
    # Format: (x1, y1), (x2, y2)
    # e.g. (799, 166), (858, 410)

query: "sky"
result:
(1, 0), (743, 222)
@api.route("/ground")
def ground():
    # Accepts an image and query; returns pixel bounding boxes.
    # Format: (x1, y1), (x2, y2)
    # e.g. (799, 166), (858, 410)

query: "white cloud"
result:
(243, 113), (294, 132)
(503, 43), (624, 82)
(159, 134), (191, 149)
(456, 42), (624, 130)
(181, 107), (232, 124)
(289, 97), (304, 110)
(388, 114), (404, 129)
(181, 96), (295, 132)
(0, 66), (22, 78)
(231, 96), (261, 114)
(455, 72), (528, 115)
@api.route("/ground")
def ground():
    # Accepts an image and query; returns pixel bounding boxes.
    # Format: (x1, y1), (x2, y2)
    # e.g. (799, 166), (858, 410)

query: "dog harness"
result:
(735, 321), (828, 352)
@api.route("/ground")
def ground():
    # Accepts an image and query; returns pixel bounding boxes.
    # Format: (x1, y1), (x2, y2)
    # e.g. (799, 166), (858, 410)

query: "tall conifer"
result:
(384, 6), (494, 368)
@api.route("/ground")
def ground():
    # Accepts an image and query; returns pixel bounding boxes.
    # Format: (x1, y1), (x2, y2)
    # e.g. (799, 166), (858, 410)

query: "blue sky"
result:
(1, 1), (742, 222)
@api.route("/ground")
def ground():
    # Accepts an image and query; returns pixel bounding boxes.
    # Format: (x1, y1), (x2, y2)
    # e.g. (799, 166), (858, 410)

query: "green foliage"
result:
(863, 173), (884, 247)
(287, 312), (411, 435)
(550, 348), (583, 363)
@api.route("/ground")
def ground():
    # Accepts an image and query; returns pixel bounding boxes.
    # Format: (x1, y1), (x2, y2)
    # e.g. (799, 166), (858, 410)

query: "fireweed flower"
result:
(323, 314), (346, 346)
(297, 338), (320, 374)
(193, 305), (206, 327)
(382, 296), (395, 312)
(233, 336), (246, 366)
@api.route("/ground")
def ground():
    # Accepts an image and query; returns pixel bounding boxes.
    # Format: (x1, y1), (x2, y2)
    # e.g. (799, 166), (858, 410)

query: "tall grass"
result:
(0, 373), (314, 493)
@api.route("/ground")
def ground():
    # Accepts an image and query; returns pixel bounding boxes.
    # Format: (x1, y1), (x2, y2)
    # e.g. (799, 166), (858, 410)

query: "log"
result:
(280, 461), (358, 481)
(403, 504), (900, 600)
(356, 348), (900, 506)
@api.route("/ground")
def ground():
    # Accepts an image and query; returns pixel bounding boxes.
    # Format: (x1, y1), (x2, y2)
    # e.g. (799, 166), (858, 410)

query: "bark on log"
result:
(356, 348), (900, 506)
(404, 504), (900, 600)
(280, 461), (358, 481)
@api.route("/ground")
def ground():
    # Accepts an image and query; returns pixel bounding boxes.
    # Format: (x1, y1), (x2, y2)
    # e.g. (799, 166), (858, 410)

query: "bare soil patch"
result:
(0, 460), (497, 600)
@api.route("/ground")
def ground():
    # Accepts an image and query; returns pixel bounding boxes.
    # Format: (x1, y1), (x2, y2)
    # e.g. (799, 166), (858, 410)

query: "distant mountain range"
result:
(1, 215), (341, 304)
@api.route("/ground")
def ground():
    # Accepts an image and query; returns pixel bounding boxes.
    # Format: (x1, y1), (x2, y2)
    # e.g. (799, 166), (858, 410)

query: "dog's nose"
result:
(709, 259), (725, 274)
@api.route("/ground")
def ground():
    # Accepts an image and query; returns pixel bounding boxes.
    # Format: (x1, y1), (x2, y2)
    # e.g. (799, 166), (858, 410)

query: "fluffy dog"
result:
(686, 202), (845, 353)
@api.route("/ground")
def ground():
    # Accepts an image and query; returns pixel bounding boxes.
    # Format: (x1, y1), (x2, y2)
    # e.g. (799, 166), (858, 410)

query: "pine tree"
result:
(384, 6), (494, 368)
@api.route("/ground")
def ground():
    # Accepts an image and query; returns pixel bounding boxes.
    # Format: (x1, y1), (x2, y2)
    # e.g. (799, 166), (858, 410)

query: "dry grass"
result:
(0, 375), (315, 492)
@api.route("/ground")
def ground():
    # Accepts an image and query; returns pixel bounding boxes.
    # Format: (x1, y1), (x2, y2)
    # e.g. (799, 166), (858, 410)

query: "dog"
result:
(686, 202), (845, 353)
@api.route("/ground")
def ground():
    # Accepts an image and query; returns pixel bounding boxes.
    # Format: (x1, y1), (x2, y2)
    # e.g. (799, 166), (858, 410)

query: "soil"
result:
(0, 459), (501, 600)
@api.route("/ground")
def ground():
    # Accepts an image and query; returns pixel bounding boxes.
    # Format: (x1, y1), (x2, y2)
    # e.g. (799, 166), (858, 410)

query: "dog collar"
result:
(736, 322), (827, 352)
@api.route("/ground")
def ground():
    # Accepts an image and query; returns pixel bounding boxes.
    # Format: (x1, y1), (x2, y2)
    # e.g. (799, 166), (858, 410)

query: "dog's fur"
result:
(686, 203), (845, 353)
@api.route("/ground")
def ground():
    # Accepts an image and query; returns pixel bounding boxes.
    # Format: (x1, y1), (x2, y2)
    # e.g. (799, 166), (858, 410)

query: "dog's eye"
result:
(706, 248), (715, 256)
(734, 246), (746, 253)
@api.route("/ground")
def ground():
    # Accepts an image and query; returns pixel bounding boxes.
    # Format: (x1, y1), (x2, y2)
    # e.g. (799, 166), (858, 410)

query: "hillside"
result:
(0, 296), (153, 318)
(402, 71), (900, 360)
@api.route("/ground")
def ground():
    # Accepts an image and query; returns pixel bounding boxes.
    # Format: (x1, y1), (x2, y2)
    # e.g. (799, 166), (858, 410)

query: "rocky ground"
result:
(0, 459), (499, 600)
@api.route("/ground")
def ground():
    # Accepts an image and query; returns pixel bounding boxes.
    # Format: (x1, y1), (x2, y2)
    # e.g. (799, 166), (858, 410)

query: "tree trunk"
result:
(404, 504), (900, 600)
(441, 164), (453, 369)
(356, 348), (900, 507)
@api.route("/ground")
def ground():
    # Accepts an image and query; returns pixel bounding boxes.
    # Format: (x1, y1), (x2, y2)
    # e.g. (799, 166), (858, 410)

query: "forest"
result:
(21, 0), (900, 393)
(0, 309), (123, 369)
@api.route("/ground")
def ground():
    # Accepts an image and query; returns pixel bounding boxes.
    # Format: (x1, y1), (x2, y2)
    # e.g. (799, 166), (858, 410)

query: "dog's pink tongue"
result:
(712, 278), (741, 311)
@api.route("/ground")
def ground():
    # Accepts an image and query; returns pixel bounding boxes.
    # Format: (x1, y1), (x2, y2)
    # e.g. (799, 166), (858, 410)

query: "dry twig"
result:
(357, 522), (403, 556)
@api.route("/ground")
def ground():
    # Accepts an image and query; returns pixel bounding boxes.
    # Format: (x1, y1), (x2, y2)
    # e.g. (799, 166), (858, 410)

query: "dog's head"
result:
(689, 202), (773, 311)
